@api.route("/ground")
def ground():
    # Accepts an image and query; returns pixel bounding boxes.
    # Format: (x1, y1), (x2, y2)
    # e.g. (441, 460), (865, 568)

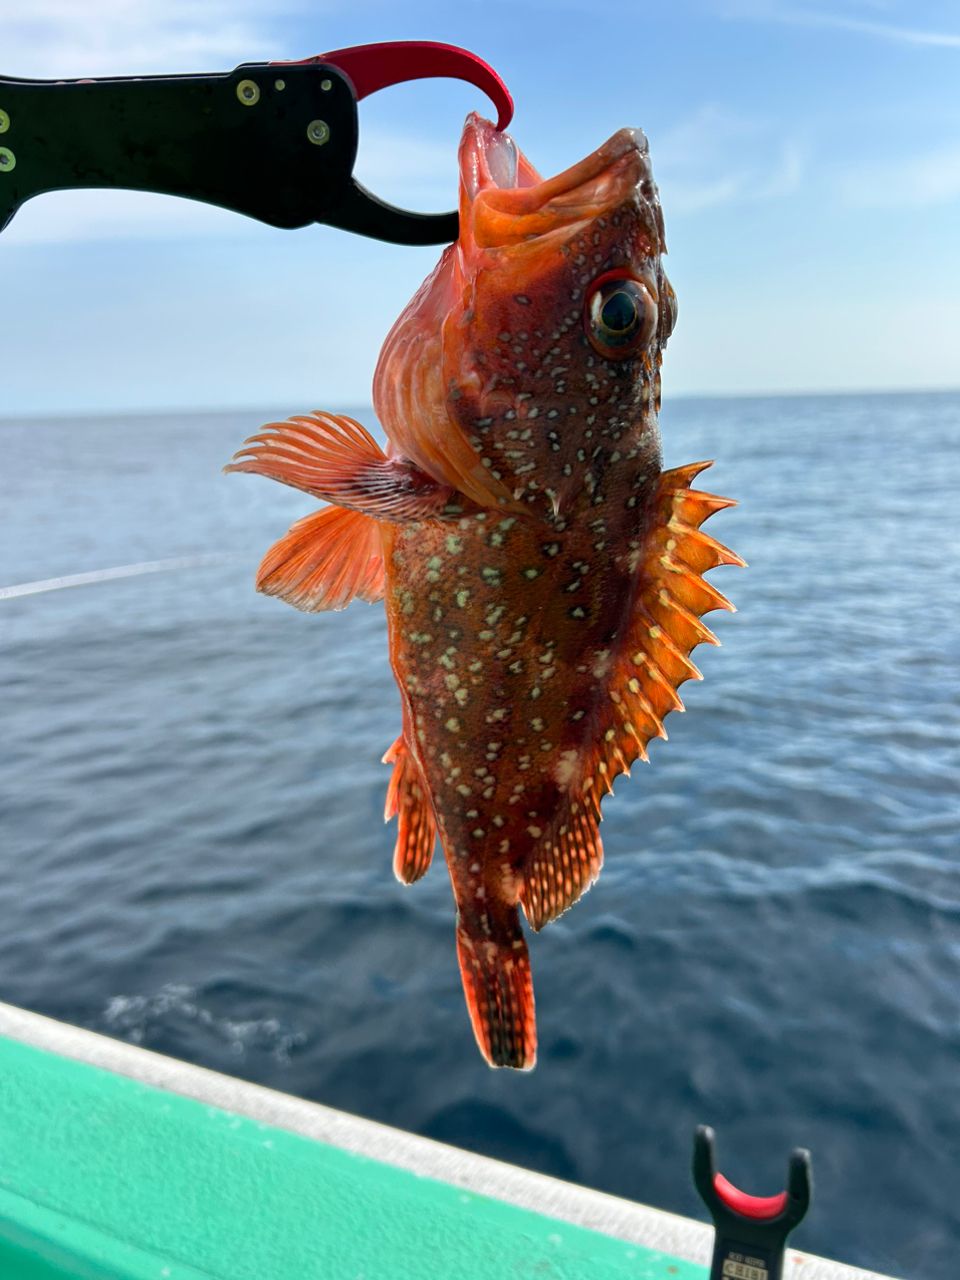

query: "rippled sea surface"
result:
(2, 393), (958, 1279)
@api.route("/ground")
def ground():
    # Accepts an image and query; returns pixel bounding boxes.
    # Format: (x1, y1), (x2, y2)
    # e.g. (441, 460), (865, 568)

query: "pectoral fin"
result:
(226, 411), (465, 522)
(256, 505), (385, 612)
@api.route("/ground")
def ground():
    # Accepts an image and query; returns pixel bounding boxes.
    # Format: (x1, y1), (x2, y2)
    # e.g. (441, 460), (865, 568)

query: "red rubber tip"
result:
(714, 1173), (788, 1221)
(276, 40), (513, 131)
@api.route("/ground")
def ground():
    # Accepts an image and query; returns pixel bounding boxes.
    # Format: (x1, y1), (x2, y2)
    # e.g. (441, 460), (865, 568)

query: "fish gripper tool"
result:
(0, 40), (513, 246)
(693, 1125), (812, 1280)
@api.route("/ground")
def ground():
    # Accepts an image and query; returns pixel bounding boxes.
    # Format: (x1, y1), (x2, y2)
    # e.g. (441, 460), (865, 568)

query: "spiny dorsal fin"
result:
(256, 505), (385, 612)
(588, 460), (743, 803)
(382, 735), (437, 884)
(520, 462), (742, 930)
(226, 411), (461, 522)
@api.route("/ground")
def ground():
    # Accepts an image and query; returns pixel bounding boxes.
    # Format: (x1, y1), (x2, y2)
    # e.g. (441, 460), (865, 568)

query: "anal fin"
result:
(382, 736), (437, 883)
(520, 803), (604, 932)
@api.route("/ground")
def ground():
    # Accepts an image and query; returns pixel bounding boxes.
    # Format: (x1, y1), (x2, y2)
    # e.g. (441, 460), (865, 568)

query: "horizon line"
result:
(1, 383), (958, 423)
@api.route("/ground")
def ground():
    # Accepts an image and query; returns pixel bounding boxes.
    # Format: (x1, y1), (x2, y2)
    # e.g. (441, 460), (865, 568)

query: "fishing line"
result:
(0, 553), (240, 600)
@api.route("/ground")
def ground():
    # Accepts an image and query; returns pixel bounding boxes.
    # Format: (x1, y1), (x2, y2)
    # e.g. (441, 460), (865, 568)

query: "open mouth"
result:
(459, 114), (655, 247)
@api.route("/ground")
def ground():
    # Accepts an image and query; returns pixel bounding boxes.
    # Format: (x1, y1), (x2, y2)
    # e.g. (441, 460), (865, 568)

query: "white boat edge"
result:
(0, 1000), (896, 1280)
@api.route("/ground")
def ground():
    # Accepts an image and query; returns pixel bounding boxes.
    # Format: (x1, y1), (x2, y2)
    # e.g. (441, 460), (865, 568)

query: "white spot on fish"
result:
(554, 750), (579, 787)
(593, 650), (611, 678)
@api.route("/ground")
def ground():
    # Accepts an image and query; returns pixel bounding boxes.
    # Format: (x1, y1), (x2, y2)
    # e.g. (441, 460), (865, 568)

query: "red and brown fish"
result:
(226, 113), (742, 1070)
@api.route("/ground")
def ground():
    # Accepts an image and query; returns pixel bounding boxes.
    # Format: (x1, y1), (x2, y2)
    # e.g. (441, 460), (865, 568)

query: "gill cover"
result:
(373, 115), (672, 511)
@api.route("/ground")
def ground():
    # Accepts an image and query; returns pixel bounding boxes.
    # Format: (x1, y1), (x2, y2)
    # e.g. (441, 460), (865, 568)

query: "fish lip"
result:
(460, 114), (656, 241)
(461, 113), (523, 198)
(533, 125), (651, 202)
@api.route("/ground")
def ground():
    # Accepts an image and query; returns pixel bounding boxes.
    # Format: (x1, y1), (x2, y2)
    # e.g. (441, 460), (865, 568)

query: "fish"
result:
(226, 113), (742, 1070)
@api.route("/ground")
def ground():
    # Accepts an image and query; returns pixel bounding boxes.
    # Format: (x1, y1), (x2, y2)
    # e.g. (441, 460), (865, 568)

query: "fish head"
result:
(373, 114), (676, 514)
(450, 114), (676, 512)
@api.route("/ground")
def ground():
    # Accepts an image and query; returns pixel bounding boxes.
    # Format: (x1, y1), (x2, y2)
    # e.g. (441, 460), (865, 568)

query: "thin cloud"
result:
(839, 142), (960, 206)
(353, 131), (458, 212)
(0, 1), (289, 242)
(718, 1), (960, 48)
(0, 0), (306, 77)
(654, 104), (806, 213)
(2, 189), (262, 245)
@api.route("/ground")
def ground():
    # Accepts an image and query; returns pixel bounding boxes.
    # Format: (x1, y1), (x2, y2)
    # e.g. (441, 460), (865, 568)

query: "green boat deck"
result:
(0, 1003), (893, 1280)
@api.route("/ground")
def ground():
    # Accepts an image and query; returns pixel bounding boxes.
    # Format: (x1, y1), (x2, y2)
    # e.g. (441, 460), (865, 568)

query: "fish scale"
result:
(388, 505), (627, 922)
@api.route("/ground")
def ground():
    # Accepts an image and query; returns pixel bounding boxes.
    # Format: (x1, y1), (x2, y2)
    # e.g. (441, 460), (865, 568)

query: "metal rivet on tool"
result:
(274, 79), (286, 91)
(320, 79), (332, 91)
(0, 110), (9, 134)
(0, 148), (16, 172)
(236, 79), (260, 106)
(306, 119), (330, 146)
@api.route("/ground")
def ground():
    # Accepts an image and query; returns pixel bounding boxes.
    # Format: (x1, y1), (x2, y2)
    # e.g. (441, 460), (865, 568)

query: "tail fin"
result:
(455, 911), (536, 1070)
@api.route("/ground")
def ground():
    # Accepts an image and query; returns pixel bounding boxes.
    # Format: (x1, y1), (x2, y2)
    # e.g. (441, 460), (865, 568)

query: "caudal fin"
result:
(456, 915), (536, 1070)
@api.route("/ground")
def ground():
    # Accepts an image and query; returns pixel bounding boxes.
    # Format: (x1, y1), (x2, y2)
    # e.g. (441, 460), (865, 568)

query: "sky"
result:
(1, 0), (958, 414)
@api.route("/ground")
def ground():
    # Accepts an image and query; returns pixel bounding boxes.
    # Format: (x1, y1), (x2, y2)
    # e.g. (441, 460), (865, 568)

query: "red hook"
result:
(276, 40), (513, 132)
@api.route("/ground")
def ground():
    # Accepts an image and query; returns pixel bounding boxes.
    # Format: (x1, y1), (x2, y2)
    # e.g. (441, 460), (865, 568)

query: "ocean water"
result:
(1, 392), (958, 1279)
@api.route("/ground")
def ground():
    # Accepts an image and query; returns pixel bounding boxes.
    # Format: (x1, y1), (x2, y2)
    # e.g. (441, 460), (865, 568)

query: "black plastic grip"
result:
(0, 64), (358, 234)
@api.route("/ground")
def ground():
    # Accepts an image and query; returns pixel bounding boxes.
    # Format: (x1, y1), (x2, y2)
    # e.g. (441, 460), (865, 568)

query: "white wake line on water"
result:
(0, 553), (242, 600)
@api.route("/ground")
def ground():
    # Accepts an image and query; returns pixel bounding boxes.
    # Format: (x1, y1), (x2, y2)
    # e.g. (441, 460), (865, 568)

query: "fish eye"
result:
(585, 275), (657, 358)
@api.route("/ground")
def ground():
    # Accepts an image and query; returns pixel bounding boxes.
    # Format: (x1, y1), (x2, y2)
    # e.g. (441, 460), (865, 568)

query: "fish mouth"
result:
(459, 113), (657, 249)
